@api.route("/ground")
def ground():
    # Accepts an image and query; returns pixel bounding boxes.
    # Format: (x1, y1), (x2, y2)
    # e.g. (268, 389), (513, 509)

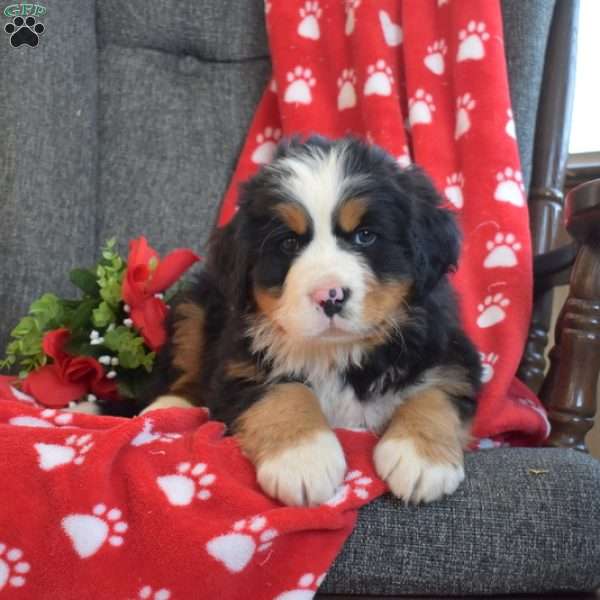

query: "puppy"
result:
(144, 136), (481, 506)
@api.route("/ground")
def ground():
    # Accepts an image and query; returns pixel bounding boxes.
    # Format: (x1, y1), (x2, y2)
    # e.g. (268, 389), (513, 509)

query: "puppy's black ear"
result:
(407, 168), (461, 296)
(206, 212), (250, 312)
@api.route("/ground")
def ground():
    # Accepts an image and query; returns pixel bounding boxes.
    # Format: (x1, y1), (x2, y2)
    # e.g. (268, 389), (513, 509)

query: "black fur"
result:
(143, 137), (481, 430)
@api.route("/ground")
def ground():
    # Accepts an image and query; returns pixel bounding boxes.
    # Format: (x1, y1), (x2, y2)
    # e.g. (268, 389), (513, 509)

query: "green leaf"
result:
(68, 297), (97, 331)
(142, 351), (155, 372)
(69, 268), (100, 296)
(95, 239), (126, 312)
(99, 278), (122, 307)
(0, 356), (15, 370)
(103, 326), (153, 371)
(92, 302), (115, 328)
(29, 294), (64, 329)
(11, 316), (37, 338)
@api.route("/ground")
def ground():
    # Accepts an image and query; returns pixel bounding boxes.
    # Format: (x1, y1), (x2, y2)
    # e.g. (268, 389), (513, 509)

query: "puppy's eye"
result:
(353, 229), (377, 247)
(280, 236), (300, 255)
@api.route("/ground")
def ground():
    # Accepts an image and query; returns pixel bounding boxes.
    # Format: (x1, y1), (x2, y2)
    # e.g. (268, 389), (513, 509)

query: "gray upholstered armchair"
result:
(1, 0), (598, 596)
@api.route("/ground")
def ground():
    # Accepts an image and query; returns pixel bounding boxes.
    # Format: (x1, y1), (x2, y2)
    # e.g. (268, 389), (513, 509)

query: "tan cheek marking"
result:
(274, 203), (308, 235)
(234, 383), (329, 464)
(362, 280), (411, 328)
(382, 388), (469, 465)
(253, 286), (282, 319)
(224, 360), (265, 383)
(171, 302), (205, 396)
(337, 197), (368, 233)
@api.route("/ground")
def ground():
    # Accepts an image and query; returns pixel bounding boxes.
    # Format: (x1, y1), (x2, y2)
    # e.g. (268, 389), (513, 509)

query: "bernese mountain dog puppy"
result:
(143, 136), (481, 507)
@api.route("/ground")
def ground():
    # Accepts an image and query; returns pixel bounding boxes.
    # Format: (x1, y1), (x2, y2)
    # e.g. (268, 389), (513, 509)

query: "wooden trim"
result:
(539, 181), (600, 451)
(518, 0), (580, 392)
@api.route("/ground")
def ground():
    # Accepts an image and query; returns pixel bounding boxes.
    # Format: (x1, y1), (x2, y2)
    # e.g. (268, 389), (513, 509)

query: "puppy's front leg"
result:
(234, 383), (347, 506)
(374, 388), (468, 504)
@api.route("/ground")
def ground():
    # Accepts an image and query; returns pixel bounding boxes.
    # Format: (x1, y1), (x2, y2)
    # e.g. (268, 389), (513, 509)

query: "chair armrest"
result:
(539, 179), (600, 451)
(533, 242), (579, 294)
(565, 178), (600, 243)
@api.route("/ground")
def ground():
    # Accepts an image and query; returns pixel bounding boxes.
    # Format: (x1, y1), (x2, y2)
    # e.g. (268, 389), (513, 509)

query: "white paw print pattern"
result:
(269, 77), (278, 93)
(479, 352), (499, 383)
(157, 462), (216, 506)
(62, 504), (128, 559)
(206, 515), (278, 573)
(438, 0), (449, 5)
(424, 39), (447, 75)
(364, 59), (394, 97)
(494, 167), (525, 207)
(506, 108), (516, 139)
(251, 127), (282, 165)
(130, 419), (182, 447)
(284, 66), (316, 105)
(0, 544), (30, 591)
(34, 433), (94, 471)
(134, 585), (172, 600)
(297, 1), (321, 40)
(408, 89), (435, 126)
(444, 172), (464, 209)
(476, 293), (510, 328)
(264, 1), (272, 15)
(344, 0), (361, 36)
(397, 145), (411, 168)
(455, 93), (476, 139)
(337, 68), (357, 111)
(378, 10), (402, 47)
(457, 21), (490, 62)
(9, 407), (73, 428)
(325, 470), (373, 507)
(484, 232), (521, 268)
(274, 572), (327, 600)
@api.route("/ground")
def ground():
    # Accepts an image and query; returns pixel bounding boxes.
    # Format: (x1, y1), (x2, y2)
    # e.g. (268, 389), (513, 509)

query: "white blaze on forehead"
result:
(277, 145), (347, 238)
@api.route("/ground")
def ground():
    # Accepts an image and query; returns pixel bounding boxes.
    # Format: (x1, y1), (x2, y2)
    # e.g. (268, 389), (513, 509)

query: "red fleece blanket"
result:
(0, 380), (386, 599)
(220, 0), (549, 446)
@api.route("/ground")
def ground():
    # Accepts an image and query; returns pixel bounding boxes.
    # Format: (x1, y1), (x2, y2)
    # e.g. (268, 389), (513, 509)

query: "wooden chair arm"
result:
(564, 178), (600, 243)
(539, 179), (600, 451)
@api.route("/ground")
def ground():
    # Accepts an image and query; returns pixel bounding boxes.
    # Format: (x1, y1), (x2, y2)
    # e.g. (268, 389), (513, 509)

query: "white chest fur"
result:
(309, 372), (402, 434)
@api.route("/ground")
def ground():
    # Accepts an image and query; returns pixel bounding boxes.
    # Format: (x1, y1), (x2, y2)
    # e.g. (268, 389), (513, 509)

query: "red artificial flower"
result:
(21, 329), (119, 408)
(122, 237), (200, 350)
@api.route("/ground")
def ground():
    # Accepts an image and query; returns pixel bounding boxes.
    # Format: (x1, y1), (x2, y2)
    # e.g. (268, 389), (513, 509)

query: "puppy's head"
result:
(209, 136), (460, 344)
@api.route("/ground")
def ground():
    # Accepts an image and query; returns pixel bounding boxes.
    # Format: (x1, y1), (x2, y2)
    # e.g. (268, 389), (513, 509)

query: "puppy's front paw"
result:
(256, 431), (347, 506)
(374, 437), (464, 504)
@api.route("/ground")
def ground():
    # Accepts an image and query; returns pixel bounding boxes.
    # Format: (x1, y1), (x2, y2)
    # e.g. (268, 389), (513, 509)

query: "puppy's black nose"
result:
(321, 287), (350, 318)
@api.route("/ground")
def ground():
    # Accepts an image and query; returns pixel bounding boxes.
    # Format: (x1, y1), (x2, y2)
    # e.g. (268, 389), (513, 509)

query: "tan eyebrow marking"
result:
(273, 202), (309, 235)
(337, 197), (369, 232)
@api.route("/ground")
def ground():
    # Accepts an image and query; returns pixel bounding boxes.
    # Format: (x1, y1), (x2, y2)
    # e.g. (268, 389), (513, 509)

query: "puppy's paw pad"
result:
(257, 431), (346, 506)
(374, 437), (464, 504)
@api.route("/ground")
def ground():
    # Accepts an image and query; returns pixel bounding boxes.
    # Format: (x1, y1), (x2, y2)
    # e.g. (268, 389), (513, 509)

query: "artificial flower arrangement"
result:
(0, 237), (199, 409)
